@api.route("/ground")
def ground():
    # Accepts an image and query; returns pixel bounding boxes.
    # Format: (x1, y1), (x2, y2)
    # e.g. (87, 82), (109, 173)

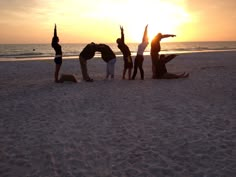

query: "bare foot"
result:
(183, 73), (189, 78)
(179, 72), (189, 78)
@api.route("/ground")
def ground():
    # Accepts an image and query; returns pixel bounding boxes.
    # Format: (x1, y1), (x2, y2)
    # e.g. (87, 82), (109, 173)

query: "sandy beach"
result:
(0, 51), (235, 177)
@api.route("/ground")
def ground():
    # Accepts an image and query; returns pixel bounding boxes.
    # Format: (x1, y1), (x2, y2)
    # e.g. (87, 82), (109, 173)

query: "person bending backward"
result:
(116, 26), (133, 80)
(79, 43), (96, 82)
(151, 33), (189, 79)
(96, 44), (116, 79)
(51, 24), (62, 83)
(132, 25), (149, 80)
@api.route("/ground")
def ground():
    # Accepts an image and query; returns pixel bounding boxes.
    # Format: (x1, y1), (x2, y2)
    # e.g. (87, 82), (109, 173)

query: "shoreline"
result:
(0, 50), (236, 62)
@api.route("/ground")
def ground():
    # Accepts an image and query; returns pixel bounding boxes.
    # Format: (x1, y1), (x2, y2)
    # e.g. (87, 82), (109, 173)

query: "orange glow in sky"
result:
(0, 0), (236, 44)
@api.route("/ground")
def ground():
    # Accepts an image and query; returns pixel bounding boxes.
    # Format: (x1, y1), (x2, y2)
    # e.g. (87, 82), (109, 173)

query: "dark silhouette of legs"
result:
(132, 60), (138, 80)
(139, 65), (144, 80)
(132, 64), (144, 80)
(79, 57), (93, 81)
(123, 68), (132, 80)
(55, 64), (61, 83)
(160, 54), (177, 64)
(151, 54), (159, 79)
(122, 69), (126, 79)
(128, 68), (132, 80)
(162, 72), (189, 79)
(132, 55), (144, 80)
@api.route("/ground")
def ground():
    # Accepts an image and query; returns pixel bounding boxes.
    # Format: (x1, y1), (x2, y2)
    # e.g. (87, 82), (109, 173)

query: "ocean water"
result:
(0, 41), (236, 60)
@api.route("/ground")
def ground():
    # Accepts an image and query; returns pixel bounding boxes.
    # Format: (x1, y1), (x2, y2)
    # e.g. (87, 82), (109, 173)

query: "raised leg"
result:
(160, 54), (177, 64)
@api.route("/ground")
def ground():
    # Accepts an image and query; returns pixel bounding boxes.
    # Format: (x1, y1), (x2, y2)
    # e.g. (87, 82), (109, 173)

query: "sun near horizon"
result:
(0, 0), (236, 44)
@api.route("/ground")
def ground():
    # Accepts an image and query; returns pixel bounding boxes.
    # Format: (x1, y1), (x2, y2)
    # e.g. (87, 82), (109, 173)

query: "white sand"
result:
(0, 51), (235, 177)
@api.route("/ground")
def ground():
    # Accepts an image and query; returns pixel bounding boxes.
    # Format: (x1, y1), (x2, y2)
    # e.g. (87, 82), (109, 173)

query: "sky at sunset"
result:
(0, 0), (236, 44)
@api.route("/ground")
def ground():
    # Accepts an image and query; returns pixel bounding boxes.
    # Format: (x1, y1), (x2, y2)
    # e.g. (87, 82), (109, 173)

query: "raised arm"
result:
(142, 25), (148, 43)
(161, 34), (176, 39)
(120, 26), (125, 43)
(54, 24), (57, 37)
(51, 24), (57, 46)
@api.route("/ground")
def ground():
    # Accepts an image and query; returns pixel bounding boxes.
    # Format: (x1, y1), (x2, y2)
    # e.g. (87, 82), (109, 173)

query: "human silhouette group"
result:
(52, 24), (189, 83)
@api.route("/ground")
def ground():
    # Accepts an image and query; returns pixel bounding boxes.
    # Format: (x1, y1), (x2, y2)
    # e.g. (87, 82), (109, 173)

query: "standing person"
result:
(150, 33), (176, 79)
(116, 26), (133, 80)
(79, 42), (97, 82)
(132, 25), (149, 80)
(96, 44), (116, 80)
(51, 24), (62, 83)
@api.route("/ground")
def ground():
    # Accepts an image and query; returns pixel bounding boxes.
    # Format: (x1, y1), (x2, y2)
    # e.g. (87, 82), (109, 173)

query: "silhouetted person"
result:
(151, 33), (175, 79)
(51, 24), (62, 83)
(157, 54), (189, 79)
(151, 33), (189, 79)
(116, 26), (133, 80)
(96, 44), (116, 79)
(132, 25), (149, 80)
(79, 42), (96, 82)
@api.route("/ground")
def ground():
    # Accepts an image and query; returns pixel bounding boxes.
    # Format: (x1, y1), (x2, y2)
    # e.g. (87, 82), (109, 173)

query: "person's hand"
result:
(172, 35), (176, 37)
(120, 25), (123, 31)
